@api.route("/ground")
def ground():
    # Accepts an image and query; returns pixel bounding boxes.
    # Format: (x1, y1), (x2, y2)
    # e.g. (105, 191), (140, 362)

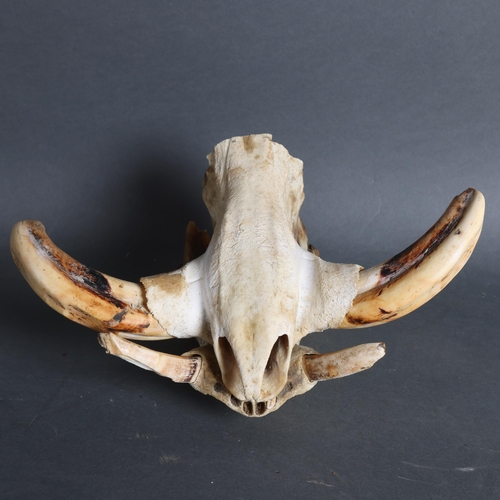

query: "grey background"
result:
(1, 2), (499, 499)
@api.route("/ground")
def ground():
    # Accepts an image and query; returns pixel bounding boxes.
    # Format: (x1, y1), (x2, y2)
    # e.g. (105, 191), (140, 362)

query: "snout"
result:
(215, 334), (292, 403)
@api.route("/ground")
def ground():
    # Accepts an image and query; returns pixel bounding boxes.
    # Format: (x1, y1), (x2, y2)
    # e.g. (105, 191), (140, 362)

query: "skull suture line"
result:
(11, 134), (484, 417)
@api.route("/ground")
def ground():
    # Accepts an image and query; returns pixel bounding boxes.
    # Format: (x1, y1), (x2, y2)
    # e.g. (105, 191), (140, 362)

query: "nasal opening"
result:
(261, 334), (290, 399)
(216, 333), (292, 403)
(217, 336), (245, 400)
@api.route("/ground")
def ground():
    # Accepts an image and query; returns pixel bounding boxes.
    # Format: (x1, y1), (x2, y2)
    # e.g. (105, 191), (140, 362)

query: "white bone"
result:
(10, 134), (485, 417)
(143, 135), (360, 402)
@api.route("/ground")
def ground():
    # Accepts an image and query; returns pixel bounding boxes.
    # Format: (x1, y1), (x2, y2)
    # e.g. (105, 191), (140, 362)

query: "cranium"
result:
(11, 134), (484, 417)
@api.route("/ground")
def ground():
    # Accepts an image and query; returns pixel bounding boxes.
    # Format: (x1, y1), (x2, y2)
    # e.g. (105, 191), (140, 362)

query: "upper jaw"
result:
(185, 343), (318, 417)
(213, 331), (293, 403)
(188, 340), (388, 417)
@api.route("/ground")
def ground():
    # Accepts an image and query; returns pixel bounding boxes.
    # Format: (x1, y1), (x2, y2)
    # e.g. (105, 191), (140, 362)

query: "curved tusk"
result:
(10, 220), (170, 338)
(303, 343), (386, 381)
(340, 188), (485, 328)
(99, 333), (200, 383)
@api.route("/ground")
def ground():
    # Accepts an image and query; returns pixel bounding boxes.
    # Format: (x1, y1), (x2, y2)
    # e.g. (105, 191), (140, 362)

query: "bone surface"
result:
(10, 134), (485, 417)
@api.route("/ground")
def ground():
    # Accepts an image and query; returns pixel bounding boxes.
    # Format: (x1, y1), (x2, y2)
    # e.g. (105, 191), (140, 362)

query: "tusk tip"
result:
(344, 187), (485, 328)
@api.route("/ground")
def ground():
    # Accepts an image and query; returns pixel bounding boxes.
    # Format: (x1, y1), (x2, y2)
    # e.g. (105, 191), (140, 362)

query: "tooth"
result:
(10, 220), (169, 338)
(266, 397), (277, 409)
(99, 333), (201, 383)
(303, 342), (386, 381)
(341, 188), (485, 328)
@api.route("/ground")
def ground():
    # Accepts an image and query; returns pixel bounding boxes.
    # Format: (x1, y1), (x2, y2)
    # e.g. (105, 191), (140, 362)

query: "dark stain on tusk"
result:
(347, 311), (398, 326)
(377, 188), (474, 285)
(28, 223), (125, 309)
(340, 187), (484, 329)
(11, 220), (167, 336)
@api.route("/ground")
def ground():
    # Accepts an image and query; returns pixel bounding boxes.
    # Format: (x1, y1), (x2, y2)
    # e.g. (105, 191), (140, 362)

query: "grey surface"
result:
(1, 2), (499, 499)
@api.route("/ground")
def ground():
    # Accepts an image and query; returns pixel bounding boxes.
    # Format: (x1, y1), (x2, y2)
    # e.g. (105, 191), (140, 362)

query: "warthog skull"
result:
(11, 134), (485, 416)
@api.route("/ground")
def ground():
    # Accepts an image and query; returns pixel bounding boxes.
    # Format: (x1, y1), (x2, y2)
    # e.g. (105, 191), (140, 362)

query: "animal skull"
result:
(11, 134), (485, 417)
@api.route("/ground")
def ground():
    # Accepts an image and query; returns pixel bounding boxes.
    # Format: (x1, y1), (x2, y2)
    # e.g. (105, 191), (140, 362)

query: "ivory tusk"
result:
(303, 342), (386, 381)
(10, 220), (170, 338)
(340, 188), (485, 328)
(99, 333), (201, 383)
